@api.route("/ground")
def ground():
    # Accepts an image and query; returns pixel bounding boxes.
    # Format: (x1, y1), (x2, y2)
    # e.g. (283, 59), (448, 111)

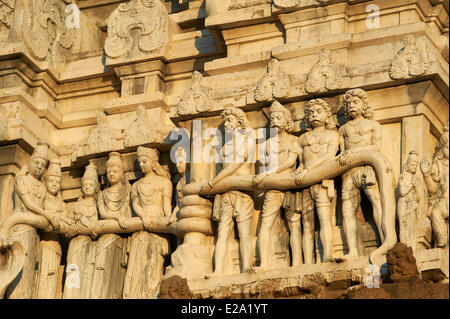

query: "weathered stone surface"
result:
(0, 0), (448, 300)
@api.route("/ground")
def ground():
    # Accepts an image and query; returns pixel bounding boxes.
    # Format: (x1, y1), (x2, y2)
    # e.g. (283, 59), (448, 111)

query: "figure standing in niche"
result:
(91, 152), (130, 299)
(123, 146), (172, 299)
(338, 88), (384, 260)
(397, 151), (421, 250)
(421, 122), (449, 249)
(36, 158), (72, 299)
(6, 142), (50, 299)
(293, 99), (339, 264)
(200, 107), (256, 275)
(173, 148), (187, 247)
(255, 101), (300, 270)
(64, 163), (100, 299)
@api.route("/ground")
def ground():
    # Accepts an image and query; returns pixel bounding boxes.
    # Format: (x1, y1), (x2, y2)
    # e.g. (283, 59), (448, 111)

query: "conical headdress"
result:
(137, 146), (159, 161)
(32, 142), (50, 161)
(82, 163), (99, 184)
(47, 158), (62, 178)
(106, 152), (124, 169)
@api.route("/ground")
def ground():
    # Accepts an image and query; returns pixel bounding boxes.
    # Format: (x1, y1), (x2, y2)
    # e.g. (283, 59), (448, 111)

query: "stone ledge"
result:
(181, 248), (449, 298)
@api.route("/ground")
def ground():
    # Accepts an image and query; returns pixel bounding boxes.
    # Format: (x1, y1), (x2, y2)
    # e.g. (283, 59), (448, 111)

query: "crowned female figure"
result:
(63, 163), (100, 299)
(91, 152), (130, 299)
(6, 142), (49, 299)
(35, 158), (72, 299)
(123, 146), (173, 299)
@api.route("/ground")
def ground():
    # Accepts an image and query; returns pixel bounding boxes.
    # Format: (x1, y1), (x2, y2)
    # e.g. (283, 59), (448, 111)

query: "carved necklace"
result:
(77, 200), (97, 218)
(103, 184), (129, 211)
(346, 120), (363, 143)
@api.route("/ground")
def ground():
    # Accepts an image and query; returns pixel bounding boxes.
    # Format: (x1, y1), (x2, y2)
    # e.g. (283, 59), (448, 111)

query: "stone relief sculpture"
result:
(92, 152), (130, 299)
(200, 107), (256, 275)
(397, 151), (421, 251)
(124, 105), (159, 147)
(294, 99), (339, 264)
(63, 163), (100, 299)
(305, 48), (342, 94)
(173, 149), (187, 246)
(255, 101), (300, 269)
(22, 0), (81, 62)
(228, 0), (271, 10)
(338, 89), (385, 260)
(123, 146), (172, 299)
(78, 111), (124, 157)
(273, 0), (300, 8)
(390, 34), (429, 80)
(254, 58), (290, 102)
(6, 142), (50, 299)
(36, 158), (72, 299)
(105, 0), (168, 59)
(421, 122), (449, 249)
(177, 72), (213, 116)
(0, 0), (14, 38)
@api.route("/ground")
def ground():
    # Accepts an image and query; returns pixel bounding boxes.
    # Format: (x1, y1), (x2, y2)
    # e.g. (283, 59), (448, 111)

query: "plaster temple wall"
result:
(0, 0), (448, 299)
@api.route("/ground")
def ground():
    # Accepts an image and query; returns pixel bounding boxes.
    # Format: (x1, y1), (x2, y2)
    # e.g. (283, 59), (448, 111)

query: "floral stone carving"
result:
(305, 48), (342, 94)
(254, 58), (290, 102)
(390, 34), (429, 80)
(22, 0), (81, 61)
(176, 72), (213, 116)
(105, 0), (169, 59)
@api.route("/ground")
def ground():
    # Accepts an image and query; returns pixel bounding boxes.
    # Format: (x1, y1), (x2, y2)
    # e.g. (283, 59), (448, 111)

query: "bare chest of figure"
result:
(44, 195), (62, 214)
(302, 131), (330, 164)
(222, 139), (253, 176)
(136, 178), (165, 216)
(344, 120), (373, 149)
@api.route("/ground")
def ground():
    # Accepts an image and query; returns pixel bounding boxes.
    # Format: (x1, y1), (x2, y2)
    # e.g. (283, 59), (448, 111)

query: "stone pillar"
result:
(166, 119), (215, 279)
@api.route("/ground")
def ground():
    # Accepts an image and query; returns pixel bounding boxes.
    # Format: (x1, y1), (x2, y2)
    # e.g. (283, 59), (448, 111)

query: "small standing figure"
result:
(173, 148), (187, 247)
(200, 107), (256, 275)
(397, 151), (421, 250)
(64, 163), (100, 299)
(293, 99), (339, 264)
(123, 146), (172, 299)
(338, 88), (384, 260)
(7, 142), (49, 299)
(255, 101), (300, 270)
(36, 158), (72, 299)
(420, 122), (449, 249)
(92, 152), (130, 299)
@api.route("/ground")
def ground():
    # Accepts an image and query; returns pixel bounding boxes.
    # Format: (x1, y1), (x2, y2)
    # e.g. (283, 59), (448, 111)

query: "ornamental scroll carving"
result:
(0, 0), (14, 37)
(305, 48), (342, 94)
(390, 34), (429, 80)
(254, 58), (290, 102)
(105, 0), (169, 59)
(22, 0), (81, 62)
(176, 71), (213, 116)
